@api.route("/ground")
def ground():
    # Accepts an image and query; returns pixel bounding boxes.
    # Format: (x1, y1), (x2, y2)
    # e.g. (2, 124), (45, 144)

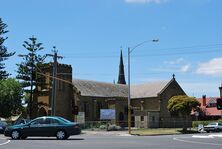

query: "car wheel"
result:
(11, 130), (20, 140)
(206, 131), (210, 133)
(56, 130), (66, 140)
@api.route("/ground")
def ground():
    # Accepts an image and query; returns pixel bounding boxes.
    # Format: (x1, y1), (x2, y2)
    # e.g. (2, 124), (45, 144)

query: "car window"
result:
(0, 121), (7, 126)
(49, 118), (61, 124)
(30, 118), (45, 125)
(208, 123), (217, 125)
(57, 117), (72, 124)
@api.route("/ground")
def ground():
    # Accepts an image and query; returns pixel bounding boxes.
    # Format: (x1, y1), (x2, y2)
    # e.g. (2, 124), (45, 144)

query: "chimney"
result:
(202, 95), (206, 106)
(219, 84), (222, 98)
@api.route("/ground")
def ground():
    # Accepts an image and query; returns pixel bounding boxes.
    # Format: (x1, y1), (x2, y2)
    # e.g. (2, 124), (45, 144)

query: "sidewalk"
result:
(81, 130), (132, 136)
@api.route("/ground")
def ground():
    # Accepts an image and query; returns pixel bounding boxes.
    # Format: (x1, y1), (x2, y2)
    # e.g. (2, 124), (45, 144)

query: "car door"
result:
(37, 118), (60, 137)
(23, 118), (44, 136)
(218, 123), (222, 130)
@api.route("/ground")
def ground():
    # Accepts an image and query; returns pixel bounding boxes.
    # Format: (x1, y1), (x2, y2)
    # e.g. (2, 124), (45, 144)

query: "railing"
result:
(79, 120), (193, 130)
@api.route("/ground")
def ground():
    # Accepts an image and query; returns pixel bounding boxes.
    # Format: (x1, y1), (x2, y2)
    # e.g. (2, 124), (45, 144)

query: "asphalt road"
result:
(1, 132), (222, 149)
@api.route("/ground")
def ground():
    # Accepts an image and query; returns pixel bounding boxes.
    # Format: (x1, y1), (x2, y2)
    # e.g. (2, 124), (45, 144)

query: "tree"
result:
(167, 95), (200, 131)
(16, 36), (46, 118)
(0, 18), (15, 79)
(0, 78), (23, 118)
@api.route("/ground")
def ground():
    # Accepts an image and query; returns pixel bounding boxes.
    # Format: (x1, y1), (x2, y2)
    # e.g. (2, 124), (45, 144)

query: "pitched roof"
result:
(197, 97), (222, 116)
(73, 79), (128, 98)
(73, 79), (174, 98)
(131, 81), (170, 98)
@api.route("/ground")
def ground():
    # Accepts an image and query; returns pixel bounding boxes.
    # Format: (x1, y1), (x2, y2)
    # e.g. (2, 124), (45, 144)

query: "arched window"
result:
(38, 107), (47, 117)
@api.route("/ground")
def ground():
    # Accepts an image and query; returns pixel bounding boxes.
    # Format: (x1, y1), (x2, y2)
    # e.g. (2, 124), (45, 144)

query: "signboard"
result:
(76, 112), (85, 124)
(100, 109), (116, 120)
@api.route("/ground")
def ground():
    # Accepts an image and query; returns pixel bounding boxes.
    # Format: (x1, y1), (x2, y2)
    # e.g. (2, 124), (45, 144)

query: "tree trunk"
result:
(182, 116), (187, 133)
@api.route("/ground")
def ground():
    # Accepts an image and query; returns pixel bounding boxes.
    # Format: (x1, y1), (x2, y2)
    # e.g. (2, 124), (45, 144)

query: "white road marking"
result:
(192, 134), (222, 138)
(192, 135), (214, 138)
(173, 137), (222, 146)
(0, 137), (10, 146)
(209, 134), (222, 138)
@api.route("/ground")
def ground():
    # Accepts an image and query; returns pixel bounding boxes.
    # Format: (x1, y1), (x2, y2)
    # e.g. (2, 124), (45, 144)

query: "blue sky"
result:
(1, 0), (222, 97)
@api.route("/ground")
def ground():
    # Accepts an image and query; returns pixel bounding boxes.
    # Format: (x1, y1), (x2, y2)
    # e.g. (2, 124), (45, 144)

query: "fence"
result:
(79, 120), (193, 130)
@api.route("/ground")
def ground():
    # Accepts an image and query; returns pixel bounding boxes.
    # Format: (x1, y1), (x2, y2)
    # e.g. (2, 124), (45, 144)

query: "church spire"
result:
(117, 49), (126, 84)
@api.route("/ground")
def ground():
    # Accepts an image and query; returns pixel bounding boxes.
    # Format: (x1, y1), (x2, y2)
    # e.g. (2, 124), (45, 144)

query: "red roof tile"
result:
(197, 97), (222, 116)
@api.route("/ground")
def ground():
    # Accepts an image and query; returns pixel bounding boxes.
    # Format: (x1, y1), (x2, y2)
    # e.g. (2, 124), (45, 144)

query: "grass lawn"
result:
(131, 128), (199, 136)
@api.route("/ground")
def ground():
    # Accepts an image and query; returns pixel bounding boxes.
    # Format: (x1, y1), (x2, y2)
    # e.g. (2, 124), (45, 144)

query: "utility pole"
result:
(46, 46), (63, 116)
(127, 39), (159, 134)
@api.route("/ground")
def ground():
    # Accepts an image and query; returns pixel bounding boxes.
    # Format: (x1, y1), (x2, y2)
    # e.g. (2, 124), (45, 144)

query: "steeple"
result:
(117, 49), (126, 84)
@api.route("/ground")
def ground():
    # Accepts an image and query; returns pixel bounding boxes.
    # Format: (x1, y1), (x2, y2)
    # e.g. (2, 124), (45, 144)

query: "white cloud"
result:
(164, 58), (184, 65)
(124, 0), (168, 4)
(163, 58), (190, 73)
(180, 64), (190, 73)
(196, 57), (222, 76)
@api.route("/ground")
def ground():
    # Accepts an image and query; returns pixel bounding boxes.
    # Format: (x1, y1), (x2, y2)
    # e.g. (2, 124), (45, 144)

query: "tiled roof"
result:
(131, 81), (170, 98)
(73, 79), (128, 98)
(198, 97), (222, 116)
(73, 79), (172, 98)
(204, 107), (222, 116)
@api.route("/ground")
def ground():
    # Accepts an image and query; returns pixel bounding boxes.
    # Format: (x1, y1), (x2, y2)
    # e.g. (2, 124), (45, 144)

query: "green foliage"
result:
(192, 121), (212, 128)
(192, 119), (222, 128)
(16, 36), (46, 118)
(107, 124), (122, 131)
(16, 36), (46, 88)
(0, 78), (23, 118)
(0, 18), (15, 80)
(83, 121), (114, 130)
(168, 95), (200, 117)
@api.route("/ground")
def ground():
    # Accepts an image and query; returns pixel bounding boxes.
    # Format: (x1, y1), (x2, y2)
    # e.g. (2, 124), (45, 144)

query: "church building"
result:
(35, 50), (187, 128)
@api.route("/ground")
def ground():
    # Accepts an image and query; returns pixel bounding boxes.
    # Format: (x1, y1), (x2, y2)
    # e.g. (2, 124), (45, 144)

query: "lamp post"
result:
(128, 39), (159, 134)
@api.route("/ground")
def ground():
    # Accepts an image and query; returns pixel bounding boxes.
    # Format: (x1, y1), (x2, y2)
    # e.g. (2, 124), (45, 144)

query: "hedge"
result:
(192, 119), (222, 128)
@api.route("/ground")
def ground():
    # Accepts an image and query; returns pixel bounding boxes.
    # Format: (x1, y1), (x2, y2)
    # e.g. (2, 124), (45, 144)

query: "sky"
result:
(1, 0), (222, 98)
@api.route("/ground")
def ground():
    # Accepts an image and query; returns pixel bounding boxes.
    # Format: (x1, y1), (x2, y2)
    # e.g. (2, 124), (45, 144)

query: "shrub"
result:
(192, 120), (219, 128)
(107, 124), (122, 131)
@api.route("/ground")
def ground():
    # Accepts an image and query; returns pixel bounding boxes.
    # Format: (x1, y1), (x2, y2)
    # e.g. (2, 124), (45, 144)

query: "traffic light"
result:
(72, 106), (79, 115)
(216, 98), (222, 110)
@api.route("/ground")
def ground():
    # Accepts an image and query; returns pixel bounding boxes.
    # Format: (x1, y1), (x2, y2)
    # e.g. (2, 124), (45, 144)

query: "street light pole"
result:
(127, 39), (159, 134)
(128, 47), (131, 134)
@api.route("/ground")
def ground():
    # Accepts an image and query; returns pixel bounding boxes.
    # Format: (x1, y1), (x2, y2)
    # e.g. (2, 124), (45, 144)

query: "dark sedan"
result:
(0, 120), (7, 134)
(4, 116), (81, 140)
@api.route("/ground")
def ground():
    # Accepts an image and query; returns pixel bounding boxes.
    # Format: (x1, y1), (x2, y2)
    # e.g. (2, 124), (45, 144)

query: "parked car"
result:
(204, 122), (222, 133)
(0, 120), (7, 134)
(4, 116), (81, 140)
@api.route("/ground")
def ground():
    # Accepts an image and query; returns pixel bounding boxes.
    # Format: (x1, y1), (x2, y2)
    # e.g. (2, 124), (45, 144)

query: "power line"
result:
(135, 48), (222, 57)
(62, 47), (222, 59)
(63, 48), (222, 59)
(61, 43), (222, 55)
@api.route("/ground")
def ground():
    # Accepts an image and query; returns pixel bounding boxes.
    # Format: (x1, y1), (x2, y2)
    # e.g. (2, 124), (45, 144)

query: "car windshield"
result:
(208, 123), (217, 125)
(14, 119), (30, 125)
(0, 121), (7, 126)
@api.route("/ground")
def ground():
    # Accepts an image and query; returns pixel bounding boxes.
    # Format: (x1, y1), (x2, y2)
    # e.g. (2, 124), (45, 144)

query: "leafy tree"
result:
(167, 95), (200, 131)
(0, 18), (15, 79)
(0, 78), (23, 118)
(16, 36), (46, 118)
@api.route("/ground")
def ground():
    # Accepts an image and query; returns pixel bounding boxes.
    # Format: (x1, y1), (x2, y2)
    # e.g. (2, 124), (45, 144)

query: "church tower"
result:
(117, 50), (126, 84)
